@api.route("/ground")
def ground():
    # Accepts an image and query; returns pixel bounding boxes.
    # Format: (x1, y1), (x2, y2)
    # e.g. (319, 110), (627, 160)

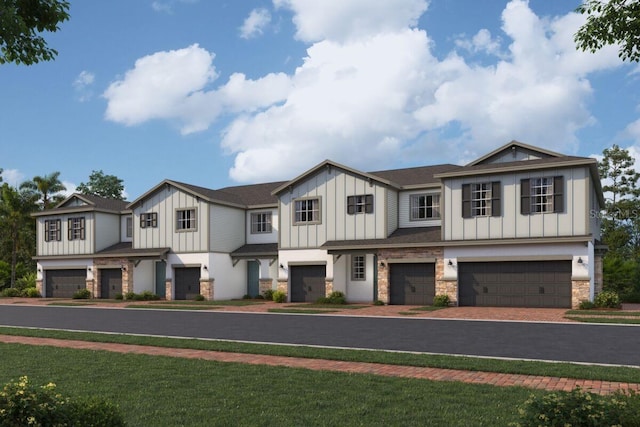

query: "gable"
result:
(58, 195), (90, 208)
(467, 141), (564, 166)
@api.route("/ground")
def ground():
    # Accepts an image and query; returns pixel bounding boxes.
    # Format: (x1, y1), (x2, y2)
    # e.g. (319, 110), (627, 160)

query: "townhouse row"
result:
(33, 141), (606, 308)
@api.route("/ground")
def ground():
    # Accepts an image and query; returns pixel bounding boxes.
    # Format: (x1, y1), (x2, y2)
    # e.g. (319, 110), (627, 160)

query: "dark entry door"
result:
(174, 267), (201, 300)
(46, 270), (86, 298)
(155, 261), (166, 298)
(290, 265), (326, 302)
(389, 263), (435, 305)
(247, 261), (260, 298)
(100, 269), (122, 299)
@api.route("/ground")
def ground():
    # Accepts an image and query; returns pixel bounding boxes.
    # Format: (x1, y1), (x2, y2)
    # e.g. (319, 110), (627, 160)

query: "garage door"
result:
(389, 263), (435, 305)
(46, 270), (86, 298)
(458, 261), (572, 308)
(290, 265), (326, 303)
(174, 267), (201, 300)
(100, 269), (122, 299)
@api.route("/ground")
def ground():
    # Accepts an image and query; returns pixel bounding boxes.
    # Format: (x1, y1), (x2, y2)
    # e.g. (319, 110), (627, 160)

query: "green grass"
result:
(565, 316), (640, 324)
(268, 308), (340, 314)
(566, 309), (640, 317)
(0, 326), (638, 383)
(0, 343), (533, 426)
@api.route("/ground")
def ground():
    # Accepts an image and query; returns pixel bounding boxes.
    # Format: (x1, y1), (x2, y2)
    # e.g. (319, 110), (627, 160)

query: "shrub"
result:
(254, 294), (264, 299)
(432, 294), (450, 307)
(0, 376), (125, 426)
(578, 299), (596, 310)
(272, 290), (287, 303)
(242, 294), (251, 299)
(15, 272), (36, 291)
(72, 288), (91, 299)
(373, 300), (385, 306)
(513, 387), (640, 427)
(123, 292), (136, 300)
(139, 290), (160, 301)
(263, 289), (275, 301)
(622, 290), (640, 303)
(114, 293), (124, 300)
(23, 287), (41, 298)
(594, 290), (621, 308)
(195, 294), (205, 301)
(316, 297), (330, 304)
(0, 288), (22, 298)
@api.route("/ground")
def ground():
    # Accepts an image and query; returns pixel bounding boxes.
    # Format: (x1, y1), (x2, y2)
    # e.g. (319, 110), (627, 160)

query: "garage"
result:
(458, 261), (572, 308)
(290, 265), (326, 302)
(100, 269), (122, 299)
(45, 270), (86, 298)
(174, 267), (201, 300)
(389, 263), (435, 305)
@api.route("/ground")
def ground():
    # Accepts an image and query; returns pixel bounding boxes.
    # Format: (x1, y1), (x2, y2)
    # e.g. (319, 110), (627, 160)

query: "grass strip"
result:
(267, 308), (340, 314)
(565, 316), (640, 324)
(0, 326), (637, 383)
(565, 310), (640, 317)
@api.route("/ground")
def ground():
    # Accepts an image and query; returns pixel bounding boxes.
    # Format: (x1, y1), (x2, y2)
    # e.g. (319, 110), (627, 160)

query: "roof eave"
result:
(433, 158), (597, 179)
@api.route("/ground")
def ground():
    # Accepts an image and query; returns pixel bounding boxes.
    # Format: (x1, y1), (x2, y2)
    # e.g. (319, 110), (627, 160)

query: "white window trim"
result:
(410, 194), (440, 221)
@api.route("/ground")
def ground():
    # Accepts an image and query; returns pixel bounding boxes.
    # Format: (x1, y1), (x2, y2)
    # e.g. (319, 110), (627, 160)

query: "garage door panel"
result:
(174, 267), (201, 300)
(291, 266), (326, 303)
(100, 269), (122, 299)
(389, 263), (435, 305)
(459, 261), (572, 308)
(46, 270), (86, 298)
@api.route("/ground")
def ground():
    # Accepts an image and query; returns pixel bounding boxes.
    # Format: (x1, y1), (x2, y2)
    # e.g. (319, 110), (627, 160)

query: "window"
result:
(44, 219), (61, 242)
(410, 194), (440, 220)
(294, 198), (320, 224)
(521, 177), (564, 215)
(347, 195), (373, 214)
(140, 212), (157, 228)
(176, 208), (197, 231)
(251, 212), (272, 233)
(67, 217), (85, 240)
(352, 255), (366, 281)
(462, 182), (501, 218)
(126, 217), (132, 238)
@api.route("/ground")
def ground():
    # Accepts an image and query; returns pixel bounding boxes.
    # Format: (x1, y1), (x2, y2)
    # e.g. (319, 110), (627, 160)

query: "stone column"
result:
(325, 278), (333, 296)
(259, 278), (273, 296)
(277, 279), (287, 293)
(36, 279), (43, 297)
(200, 278), (214, 300)
(122, 262), (134, 294)
(377, 260), (389, 304)
(165, 278), (173, 301)
(572, 280), (590, 309)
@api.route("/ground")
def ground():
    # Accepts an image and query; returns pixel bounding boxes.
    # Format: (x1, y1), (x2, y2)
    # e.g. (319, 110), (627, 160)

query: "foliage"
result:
(575, 0), (640, 62)
(0, 376), (124, 426)
(194, 294), (205, 301)
(603, 255), (640, 294)
(263, 289), (275, 301)
(578, 299), (596, 310)
(374, 300), (385, 306)
(124, 291), (159, 301)
(0, 288), (21, 298)
(317, 291), (346, 304)
(272, 290), (287, 303)
(76, 170), (125, 200)
(513, 387), (640, 427)
(23, 287), (40, 298)
(20, 172), (66, 210)
(0, 0), (70, 65)
(594, 290), (621, 308)
(432, 294), (451, 307)
(72, 288), (91, 299)
(242, 294), (251, 299)
(14, 272), (35, 291)
(114, 293), (123, 300)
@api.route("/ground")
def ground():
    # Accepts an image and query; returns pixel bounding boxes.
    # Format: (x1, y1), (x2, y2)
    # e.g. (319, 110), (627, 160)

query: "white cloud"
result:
(151, 0), (197, 14)
(1, 169), (24, 187)
(455, 29), (503, 57)
(239, 8), (272, 39)
(61, 181), (77, 197)
(73, 71), (95, 102)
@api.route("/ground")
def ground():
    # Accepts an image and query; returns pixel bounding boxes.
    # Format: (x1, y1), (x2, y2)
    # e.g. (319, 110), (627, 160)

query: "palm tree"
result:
(21, 171), (66, 209)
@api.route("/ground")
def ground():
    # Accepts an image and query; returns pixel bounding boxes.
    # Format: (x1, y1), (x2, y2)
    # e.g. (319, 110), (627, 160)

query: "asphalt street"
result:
(0, 305), (637, 366)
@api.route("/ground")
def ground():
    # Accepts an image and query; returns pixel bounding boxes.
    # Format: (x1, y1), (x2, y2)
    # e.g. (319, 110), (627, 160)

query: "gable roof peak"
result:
(466, 140), (566, 167)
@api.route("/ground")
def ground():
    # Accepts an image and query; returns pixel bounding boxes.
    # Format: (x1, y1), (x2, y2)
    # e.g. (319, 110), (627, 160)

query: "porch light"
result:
(121, 266), (127, 272)
(203, 265), (208, 271)
(577, 257), (583, 264)
(379, 261), (385, 267)
(448, 260), (453, 266)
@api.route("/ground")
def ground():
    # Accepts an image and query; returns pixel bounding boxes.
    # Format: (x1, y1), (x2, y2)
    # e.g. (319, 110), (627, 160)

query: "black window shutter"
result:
(67, 219), (72, 240)
(56, 219), (61, 241)
(553, 176), (564, 213)
(44, 221), (50, 242)
(80, 218), (85, 240)
(521, 179), (531, 215)
(347, 196), (355, 214)
(365, 194), (374, 213)
(491, 181), (501, 217)
(462, 184), (471, 218)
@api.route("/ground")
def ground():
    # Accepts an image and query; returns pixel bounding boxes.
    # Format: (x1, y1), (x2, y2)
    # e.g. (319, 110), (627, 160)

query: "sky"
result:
(1, 0), (639, 200)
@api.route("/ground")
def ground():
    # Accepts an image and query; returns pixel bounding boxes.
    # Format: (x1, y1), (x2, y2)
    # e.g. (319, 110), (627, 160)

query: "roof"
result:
(217, 181), (287, 207)
(369, 164), (462, 187)
(230, 243), (278, 258)
(434, 155), (597, 178)
(466, 140), (564, 166)
(322, 227), (442, 251)
(32, 193), (129, 217)
(33, 242), (170, 260)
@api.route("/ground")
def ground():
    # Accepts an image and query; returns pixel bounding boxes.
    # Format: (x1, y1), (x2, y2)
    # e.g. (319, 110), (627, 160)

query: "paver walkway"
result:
(0, 334), (637, 396)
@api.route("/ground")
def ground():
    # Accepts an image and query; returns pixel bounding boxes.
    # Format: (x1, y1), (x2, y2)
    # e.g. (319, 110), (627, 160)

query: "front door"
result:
(247, 261), (260, 298)
(155, 261), (166, 298)
(100, 269), (122, 299)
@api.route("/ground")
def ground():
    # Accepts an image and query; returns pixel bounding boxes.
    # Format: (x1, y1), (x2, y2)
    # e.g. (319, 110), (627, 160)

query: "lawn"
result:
(0, 343), (534, 426)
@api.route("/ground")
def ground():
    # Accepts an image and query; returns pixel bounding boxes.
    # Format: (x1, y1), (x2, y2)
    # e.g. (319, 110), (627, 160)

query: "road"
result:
(0, 305), (637, 366)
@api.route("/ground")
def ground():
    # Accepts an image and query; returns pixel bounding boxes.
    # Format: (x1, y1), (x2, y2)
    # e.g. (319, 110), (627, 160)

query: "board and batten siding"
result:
(37, 213), (95, 256)
(279, 168), (388, 249)
(398, 189), (442, 228)
(442, 167), (590, 241)
(94, 212), (121, 252)
(209, 204), (245, 252)
(133, 187), (209, 252)
(386, 189), (398, 235)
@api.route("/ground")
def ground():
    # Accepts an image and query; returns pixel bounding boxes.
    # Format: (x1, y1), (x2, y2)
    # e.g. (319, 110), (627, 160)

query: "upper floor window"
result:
(352, 255), (366, 281)
(68, 217), (85, 240)
(251, 212), (272, 234)
(126, 217), (133, 238)
(462, 182), (501, 218)
(176, 208), (197, 231)
(521, 177), (564, 215)
(410, 194), (440, 220)
(294, 198), (321, 224)
(140, 212), (158, 228)
(347, 195), (373, 214)
(44, 219), (61, 242)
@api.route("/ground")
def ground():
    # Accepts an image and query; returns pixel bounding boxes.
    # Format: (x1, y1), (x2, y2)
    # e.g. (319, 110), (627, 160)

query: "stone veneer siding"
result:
(325, 278), (333, 297)
(93, 258), (134, 298)
(572, 280), (590, 309)
(376, 247), (445, 304)
(200, 279), (214, 300)
(259, 278), (273, 296)
(165, 278), (173, 301)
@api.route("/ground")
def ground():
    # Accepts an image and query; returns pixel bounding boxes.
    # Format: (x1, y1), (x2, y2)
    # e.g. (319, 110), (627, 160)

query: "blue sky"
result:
(1, 0), (638, 199)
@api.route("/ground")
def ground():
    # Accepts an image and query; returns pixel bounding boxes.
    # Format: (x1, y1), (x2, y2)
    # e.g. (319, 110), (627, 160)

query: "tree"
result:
(0, 0), (70, 65)
(20, 171), (66, 209)
(76, 170), (125, 200)
(575, 0), (640, 62)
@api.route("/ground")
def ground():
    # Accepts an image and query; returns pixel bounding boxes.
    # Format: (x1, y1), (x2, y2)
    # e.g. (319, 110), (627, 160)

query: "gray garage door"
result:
(389, 263), (435, 305)
(458, 261), (572, 308)
(290, 265), (326, 303)
(174, 267), (201, 300)
(100, 269), (122, 299)
(46, 270), (86, 298)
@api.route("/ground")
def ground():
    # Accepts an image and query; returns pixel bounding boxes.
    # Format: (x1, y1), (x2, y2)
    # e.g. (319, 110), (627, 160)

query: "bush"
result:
(316, 297), (330, 304)
(578, 299), (596, 310)
(124, 292), (136, 301)
(114, 293), (123, 300)
(72, 288), (92, 299)
(622, 290), (640, 303)
(139, 290), (160, 301)
(513, 387), (640, 427)
(242, 294), (251, 299)
(317, 292), (346, 304)
(594, 290), (621, 308)
(263, 289), (275, 301)
(195, 294), (205, 301)
(254, 294), (264, 299)
(272, 290), (287, 303)
(373, 300), (385, 306)
(0, 288), (22, 298)
(23, 287), (41, 298)
(432, 294), (450, 307)
(0, 376), (125, 426)
(15, 272), (36, 291)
